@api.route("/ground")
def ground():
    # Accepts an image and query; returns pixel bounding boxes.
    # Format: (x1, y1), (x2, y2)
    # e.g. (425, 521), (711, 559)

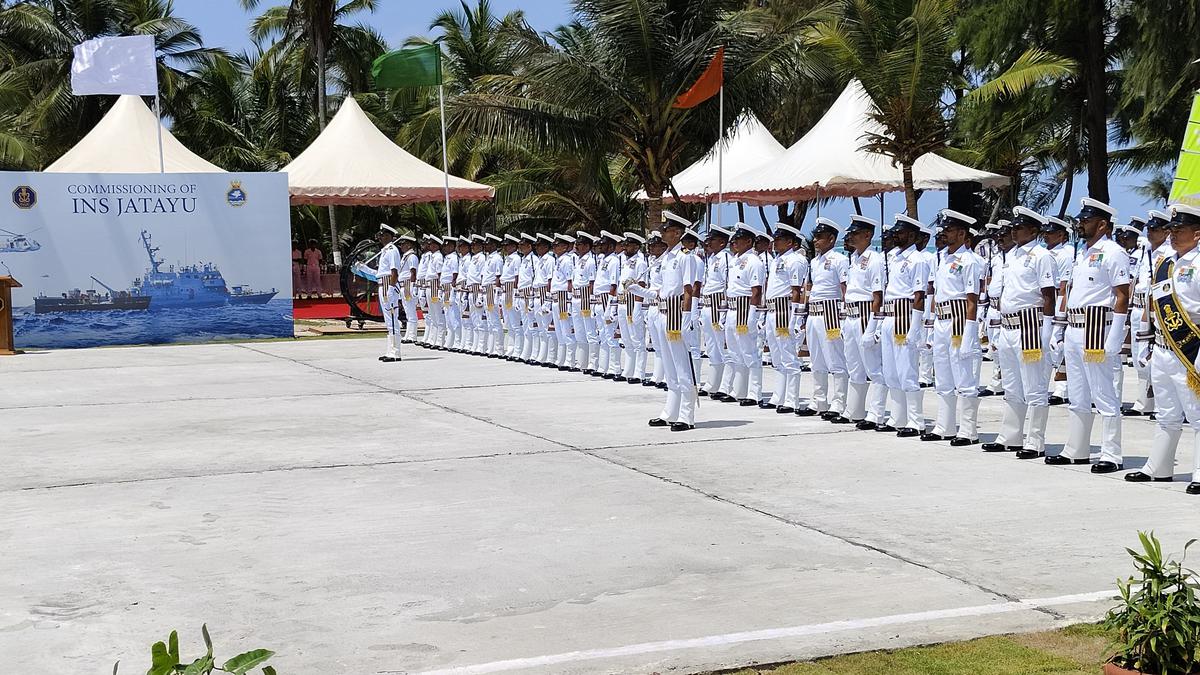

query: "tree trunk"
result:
(1057, 166), (1076, 220)
(645, 188), (663, 233)
(1083, 0), (1109, 202)
(315, 32), (342, 268)
(902, 164), (918, 217)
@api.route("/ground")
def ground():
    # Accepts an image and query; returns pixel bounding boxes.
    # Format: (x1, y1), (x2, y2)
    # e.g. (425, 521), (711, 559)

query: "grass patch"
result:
(721, 625), (1114, 675)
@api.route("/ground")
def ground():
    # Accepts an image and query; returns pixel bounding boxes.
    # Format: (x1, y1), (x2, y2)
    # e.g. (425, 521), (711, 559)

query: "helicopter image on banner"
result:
(0, 228), (42, 253)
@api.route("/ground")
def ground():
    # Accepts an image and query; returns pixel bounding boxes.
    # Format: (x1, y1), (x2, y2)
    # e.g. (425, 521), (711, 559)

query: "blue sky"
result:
(187, 1), (1162, 234)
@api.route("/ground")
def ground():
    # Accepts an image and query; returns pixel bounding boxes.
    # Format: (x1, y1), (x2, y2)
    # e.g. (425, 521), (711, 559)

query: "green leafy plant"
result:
(1103, 531), (1200, 674)
(113, 624), (277, 675)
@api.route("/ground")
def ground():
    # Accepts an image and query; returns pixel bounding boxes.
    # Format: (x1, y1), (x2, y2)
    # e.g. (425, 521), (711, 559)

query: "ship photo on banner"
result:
(1, 172), (292, 349)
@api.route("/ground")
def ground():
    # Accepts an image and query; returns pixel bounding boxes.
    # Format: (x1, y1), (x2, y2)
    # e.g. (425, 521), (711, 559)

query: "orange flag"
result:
(674, 47), (724, 109)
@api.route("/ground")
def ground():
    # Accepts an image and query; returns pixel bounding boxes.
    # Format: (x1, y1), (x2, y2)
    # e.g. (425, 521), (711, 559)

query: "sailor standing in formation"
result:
(399, 200), (1200, 492)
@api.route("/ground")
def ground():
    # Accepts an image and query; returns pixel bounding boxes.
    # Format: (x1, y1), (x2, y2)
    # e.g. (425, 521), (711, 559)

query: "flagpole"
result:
(153, 92), (165, 174)
(717, 83), (724, 228)
(438, 84), (453, 237)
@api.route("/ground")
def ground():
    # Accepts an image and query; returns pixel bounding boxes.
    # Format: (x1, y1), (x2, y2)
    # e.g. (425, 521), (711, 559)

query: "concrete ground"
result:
(2, 338), (1196, 675)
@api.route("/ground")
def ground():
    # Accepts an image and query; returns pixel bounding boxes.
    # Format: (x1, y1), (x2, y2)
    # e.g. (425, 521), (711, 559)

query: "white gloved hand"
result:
(1138, 342), (1153, 370)
(1040, 317), (1054, 352)
(861, 317), (880, 348)
(907, 309), (925, 345)
(958, 320), (981, 361)
(1105, 313), (1128, 358)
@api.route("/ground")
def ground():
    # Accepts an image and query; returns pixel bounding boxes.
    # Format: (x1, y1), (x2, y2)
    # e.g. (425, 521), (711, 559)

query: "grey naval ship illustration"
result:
(34, 276), (151, 314)
(229, 285), (279, 305)
(131, 230), (231, 308)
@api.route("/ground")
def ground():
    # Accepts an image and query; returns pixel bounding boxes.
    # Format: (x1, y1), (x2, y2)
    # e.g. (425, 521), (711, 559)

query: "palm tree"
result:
(456, 0), (827, 229)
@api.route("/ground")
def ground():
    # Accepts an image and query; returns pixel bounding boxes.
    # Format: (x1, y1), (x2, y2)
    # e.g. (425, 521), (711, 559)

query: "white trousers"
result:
(993, 325), (1051, 451)
(842, 316), (886, 422)
(401, 289), (418, 341)
(1061, 325), (1122, 464)
(931, 319), (982, 439)
(1142, 347), (1200, 479)
(764, 312), (800, 408)
(724, 307), (762, 401)
(699, 305), (729, 391)
(808, 314), (847, 413)
(881, 316), (923, 429)
(618, 304), (647, 379)
(649, 309), (697, 424)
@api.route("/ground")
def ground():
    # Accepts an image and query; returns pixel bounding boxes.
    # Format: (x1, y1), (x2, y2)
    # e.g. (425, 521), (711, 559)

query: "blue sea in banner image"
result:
(13, 299), (294, 350)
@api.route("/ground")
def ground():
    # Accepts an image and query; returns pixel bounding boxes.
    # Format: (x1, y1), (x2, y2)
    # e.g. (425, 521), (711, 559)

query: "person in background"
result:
(304, 239), (324, 296)
(291, 240), (302, 297)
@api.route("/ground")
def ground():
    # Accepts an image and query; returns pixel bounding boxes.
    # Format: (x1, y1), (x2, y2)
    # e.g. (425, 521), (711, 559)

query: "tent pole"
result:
(717, 83), (724, 228)
(154, 93), (165, 173)
(439, 84), (453, 237)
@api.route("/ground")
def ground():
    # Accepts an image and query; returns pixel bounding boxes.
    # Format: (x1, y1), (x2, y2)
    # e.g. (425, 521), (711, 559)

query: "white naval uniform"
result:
(439, 251), (461, 349)
(682, 246), (706, 384)
(618, 251), (649, 381)
(596, 252), (622, 375)
(416, 251), (431, 338)
(700, 248), (732, 394)
(1141, 248), (1200, 482)
(1132, 242), (1174, 413)
(376, 241), (402, 358)
(764, 249), (807, 410)
(646, 254), (665, 384)
(918, 249), (938, 386)
(422, 251), (444, 345)
(1059, 236), (1130, 465)
(650, 243), (701, 425)
(400, 249), (419, 342)
(725, 250), (766, 402)
(993, 240), (1057, 452)
(499, 251), (522, 357)
(550, 252), (576, 367)
(843, 248), (887, 423)
(930, 245), (984, 440)
(806, 249), (849, 414)
(483, 251), (503, 354)
(1048, 243), (1075, 399)
(463, 252), (486, 352)
(536, 251), (557, 363)
(515, 252), (536, 360)
(881, 245), (931, 431)
(983, 246), (1007, 394)
(570, 252), (597, 369)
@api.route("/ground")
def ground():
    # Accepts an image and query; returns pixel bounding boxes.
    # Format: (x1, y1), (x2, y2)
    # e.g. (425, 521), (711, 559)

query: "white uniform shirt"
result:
(728, 250), (765, 298)
(400, 250), (418, 281)
(537, 252), (555, 287)
(619, 251), (648, 290)
(1137, 242), (1175, 297)
(485, 251), (503, 285)
(1163, 248), (1200, 322)
(572, 252), (596, 289)
(921, 249), (937, 287)
(463, 252), (483, 286)
(1049, 243), (1074, 288)
(845, 250), (885, 303)
(657, 244), (699, 298)
(766, 248), (806, 300)
(376, 242), (400, 282)
(884, 246), (930, 301)
(703, 249), (732, 295)
(551, 252), (575, 292)
(934, 245), (984, 301)
(809, 250), (849, 301)
(1066, 236), (1130, 309)
(999, 240), (1056, 312)
(986, 251), (1005, 301)
(417, 252), (430, 282)
(500, 252), (521, 283)
(598, 253), (621, 293)
(439, 251), (459, 285)
(516, 253), (536, 290)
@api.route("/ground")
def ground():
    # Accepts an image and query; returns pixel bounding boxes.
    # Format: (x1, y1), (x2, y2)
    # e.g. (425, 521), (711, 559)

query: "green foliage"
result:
(1103, 531), (1200, 675)
(111, 625), (277, 675)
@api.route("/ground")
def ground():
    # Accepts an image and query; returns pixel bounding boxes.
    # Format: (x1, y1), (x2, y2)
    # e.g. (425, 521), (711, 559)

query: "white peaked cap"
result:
(485, 233), (501, 242)
(1170, 203), (1200, 221)
(398, 234), (416, 242)
(536, 233), (554, 243)
(600, 230), (623, 243)
(428, 235), (443, 245)
(1147, 210), (1171, 225)
(379, 223), (397, 234)
(893, 214), (927, 234)
(938, 208), (977, 227)
(623, 231), (647, 244)
(503, 233), (520, 243)
(812, 217), (843, 236)
(684, 227), (701, 240)
(708, 226), (732, 238)
(1078, 197), (1117, 221)
(519, 233), (536, 243)
(1011, 206), (1048, 225)
(648, 230), (663, 240)
(554, 233), (576, 243)
(774, 222), (802, 239)
(575, 231), (598, 243)
(1044, 215), (1070, 230)
(662, 210), (691, 227)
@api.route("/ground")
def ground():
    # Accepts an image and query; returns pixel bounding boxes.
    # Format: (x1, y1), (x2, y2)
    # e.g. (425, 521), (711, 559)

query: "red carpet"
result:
(292, 297), (423, 321)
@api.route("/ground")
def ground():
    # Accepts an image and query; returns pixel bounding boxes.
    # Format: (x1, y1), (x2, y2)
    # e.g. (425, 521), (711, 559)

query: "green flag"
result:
(372, 45), (443, 89)
(1169, 92), (1200, 207)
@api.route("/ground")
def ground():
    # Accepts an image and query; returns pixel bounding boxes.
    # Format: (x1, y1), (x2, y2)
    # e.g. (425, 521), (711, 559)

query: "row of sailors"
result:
(373, 199), (1200, 494)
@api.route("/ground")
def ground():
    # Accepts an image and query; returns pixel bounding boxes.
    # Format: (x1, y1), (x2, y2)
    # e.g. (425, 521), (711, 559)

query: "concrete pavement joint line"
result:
(580, 450), (1024, 605)
(8, 448), (572, 494)
(0, 389), (379, 411)
(587, 426), (861, 452)
(404, 590), (1117, 675)
(232, 344), (581, 451)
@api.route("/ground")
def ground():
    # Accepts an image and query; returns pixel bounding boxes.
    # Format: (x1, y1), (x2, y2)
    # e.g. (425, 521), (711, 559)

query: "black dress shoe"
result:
(759, 401), (776, 409)
(776, 406), (795, 414)
(1121, 408), (1144, 417)
(380, 356), (397, 363)
(981, 442), (1019, 452)
(582, 369), (594, 375)
(378, 356), (388, 361)
(1045, 455), (1090, 465)
(1187, 482), (1200, 495)
(670, 422), (694, 432)
(1124, 471), (1172, 483)
(642, 380), (656, 387)
(614, 376), (628, 382)
(1091, 461), (1123, 474)
(897, 427), (920, 438)
(820, 411), (838, 421)
(795, 408), (818, 417)
(629, 378), (643, 385)
(919, 382), (932, 389)
(648, 418), (669, 427)
(1048, 395), (1067, 406)
(738, 398), (757, 406)
(698, 390), (709, 397)
(568, 367), (581, 373)
(920, 432), (946, 442)
(1015, 449), (1044, 459)
(829, 416), (852, 424)
(558, 366), (569, 371)
(603, 373), (615, 380)
(875, 424), (897, 433)
(855, 420), (877, 431)
(950, 437), (978, 447)
(715, 393), (736, 402)
(978, 388), (996, 397)
(656, 382), (667, 390)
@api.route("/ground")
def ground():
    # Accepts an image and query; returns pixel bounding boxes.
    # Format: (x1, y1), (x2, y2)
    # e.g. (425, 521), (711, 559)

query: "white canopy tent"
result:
(722, 80), (1009, 206)
(45, 95), (224, 173)
(282, 96), (494, 206)
(635, 114), (785, 202)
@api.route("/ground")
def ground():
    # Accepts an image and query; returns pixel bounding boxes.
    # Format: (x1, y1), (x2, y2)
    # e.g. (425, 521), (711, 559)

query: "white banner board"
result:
(1, 172), (292, 349)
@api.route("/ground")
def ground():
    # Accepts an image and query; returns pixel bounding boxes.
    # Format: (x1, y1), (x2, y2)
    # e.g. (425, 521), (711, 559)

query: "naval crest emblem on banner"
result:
(11, 185), (36, 210)
(226, 181), (247, 207)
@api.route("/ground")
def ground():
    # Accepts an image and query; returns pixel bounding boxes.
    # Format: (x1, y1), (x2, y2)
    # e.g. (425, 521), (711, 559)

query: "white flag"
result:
(71, 35), (157, 96)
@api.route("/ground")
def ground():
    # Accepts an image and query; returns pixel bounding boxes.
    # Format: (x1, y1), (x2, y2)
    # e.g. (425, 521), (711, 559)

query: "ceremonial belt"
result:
(769, 296), (792, 336)
(1001, 308), (1045, 362)
(706, 292), (726, 329)
(884, 298), (914, 345)
(1067, 306), (1112, 362)
(557, 290), (570, 319)
(845, 300), (873, 331)
(432, 282), (444, 304)
(808, 299), (843, 339)
(503, 281), (516, 309)
(664, 294), (685, 342)
(1152, 257), (1200, 396)
(730, 295), (753, 335)
(1132, 291), (1147, 309)
(935, 299), (969, 347)
(484, 284), (496, 310)
(623, 291), (636, 320)
(537, 285), (548, 302)
(580, 287), (592, 318)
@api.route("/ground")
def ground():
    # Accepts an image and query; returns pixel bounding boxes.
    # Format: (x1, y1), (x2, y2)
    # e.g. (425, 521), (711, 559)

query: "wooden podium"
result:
(0, 275), (21, 355)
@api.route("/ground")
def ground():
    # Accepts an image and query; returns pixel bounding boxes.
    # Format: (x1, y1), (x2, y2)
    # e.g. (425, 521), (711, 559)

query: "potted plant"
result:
(1103, 531), (1200, 674)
